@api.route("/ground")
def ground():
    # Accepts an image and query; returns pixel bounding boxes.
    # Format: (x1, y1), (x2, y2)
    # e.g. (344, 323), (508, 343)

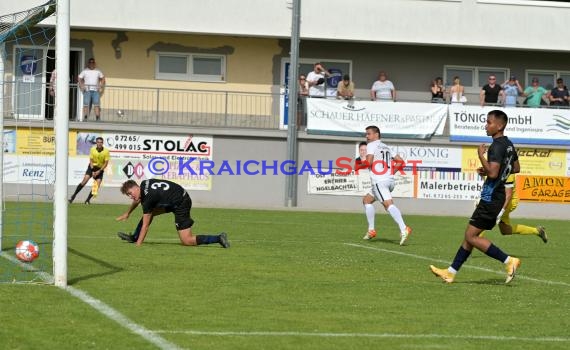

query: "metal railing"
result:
(2, 81), (569, 131)
(1, 82), (284, 129)
(100, 86), (282, 129)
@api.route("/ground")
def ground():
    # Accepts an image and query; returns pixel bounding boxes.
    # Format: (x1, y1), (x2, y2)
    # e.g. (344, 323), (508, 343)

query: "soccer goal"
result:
(0, 0), (69, 286)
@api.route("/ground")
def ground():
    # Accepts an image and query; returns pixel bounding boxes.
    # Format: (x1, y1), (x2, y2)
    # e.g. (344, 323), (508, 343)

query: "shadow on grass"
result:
(368, 237), (401, 245)
(469, 278), (512, 286)
(137, 241), (181, 246)
(67, 247), (124, 285)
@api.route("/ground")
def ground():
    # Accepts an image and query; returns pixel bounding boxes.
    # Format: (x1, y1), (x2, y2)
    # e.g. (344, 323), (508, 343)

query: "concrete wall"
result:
(70, 31), (283, 93)
(4, 0), (570, 52)
(10, 29), (566, 103)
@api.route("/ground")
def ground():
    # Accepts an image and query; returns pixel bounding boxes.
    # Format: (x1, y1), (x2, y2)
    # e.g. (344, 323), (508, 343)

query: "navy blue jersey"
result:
(139, 179), (187, 214)
(480, 136), (518, 203)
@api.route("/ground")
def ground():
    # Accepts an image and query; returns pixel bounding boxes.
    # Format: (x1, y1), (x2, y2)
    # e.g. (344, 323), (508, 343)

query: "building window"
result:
(444, 65), (509, 92)
(156, 53), (225, 82)
(525, 70), (570, 90)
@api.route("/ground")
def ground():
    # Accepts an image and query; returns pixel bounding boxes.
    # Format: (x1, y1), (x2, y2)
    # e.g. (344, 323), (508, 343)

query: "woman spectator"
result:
(430, 77), (446, 103)
(449, 76), (466, 104)
(297, 75), (309, 126)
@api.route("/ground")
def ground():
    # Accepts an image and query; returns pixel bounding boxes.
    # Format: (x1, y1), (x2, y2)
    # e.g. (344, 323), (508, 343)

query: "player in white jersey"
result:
(361, 125), (412, 245)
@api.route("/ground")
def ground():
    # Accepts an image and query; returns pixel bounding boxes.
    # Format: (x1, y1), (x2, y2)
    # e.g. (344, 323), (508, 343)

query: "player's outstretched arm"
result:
(116, 200), (140, 221)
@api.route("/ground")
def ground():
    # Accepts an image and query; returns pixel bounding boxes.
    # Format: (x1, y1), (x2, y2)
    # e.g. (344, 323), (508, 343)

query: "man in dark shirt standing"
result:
(479, 74), (504, 106)
(430, 110), (521, 284)
(116, 179), (229, 248)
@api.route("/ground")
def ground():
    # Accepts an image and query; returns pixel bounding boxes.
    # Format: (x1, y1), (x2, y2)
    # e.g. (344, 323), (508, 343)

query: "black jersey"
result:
(482, 84), (502, 103)
(480, 136), (518, 203)
(139, 179), (188, 214)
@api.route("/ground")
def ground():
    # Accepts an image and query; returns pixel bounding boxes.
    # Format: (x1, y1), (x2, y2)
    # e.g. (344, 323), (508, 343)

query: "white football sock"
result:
(364, 204), (375, 230)
(387, 204), (406, 232)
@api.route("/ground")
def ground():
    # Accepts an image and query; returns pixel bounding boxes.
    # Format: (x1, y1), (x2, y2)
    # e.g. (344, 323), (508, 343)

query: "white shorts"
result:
(368, 179), (395, 202)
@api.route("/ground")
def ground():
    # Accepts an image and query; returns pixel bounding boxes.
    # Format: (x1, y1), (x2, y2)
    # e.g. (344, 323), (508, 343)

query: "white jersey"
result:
(371, 80), (394, 100)
(367, 139), (394, 182)
(79, 68), (104, 90)
(307, 71), (326, 97)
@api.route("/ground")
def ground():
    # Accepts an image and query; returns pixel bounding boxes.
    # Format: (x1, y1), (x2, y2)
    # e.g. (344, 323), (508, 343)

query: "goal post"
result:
(0, 0), (69, 286)
(53, 0), (70, 287)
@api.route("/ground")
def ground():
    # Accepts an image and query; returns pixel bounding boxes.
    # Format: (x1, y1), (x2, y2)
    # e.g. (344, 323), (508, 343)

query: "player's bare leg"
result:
(178, 228), (198, 246)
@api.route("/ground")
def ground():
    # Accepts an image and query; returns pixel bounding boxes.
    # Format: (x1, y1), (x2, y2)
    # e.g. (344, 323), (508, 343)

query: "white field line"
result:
(153, 329), (570, 343)
(5, 236), (568, 288)
(0, 251), (182, 350)
(345, 243), (570, 287)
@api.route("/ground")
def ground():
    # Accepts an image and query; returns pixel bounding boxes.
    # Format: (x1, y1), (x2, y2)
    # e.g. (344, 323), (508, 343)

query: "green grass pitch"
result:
(1, 203), (569, 349)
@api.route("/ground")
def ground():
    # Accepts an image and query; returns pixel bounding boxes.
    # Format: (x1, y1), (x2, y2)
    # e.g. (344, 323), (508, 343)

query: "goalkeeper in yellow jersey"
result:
(478, 169), (547, 243)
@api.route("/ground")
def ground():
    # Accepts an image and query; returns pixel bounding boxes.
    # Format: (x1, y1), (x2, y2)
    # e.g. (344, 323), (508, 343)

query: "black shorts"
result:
(172, 192), (194, 231)
(85, 165), (104, 180)
(469, 200), (503, 230)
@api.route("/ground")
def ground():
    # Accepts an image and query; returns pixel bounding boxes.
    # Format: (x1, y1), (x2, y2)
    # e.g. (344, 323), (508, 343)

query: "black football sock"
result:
(196, 235), (221, 245)
(132, 218), (143, 241)
(450, 246), (471, 271)
(485, 244), (509, 263)
(72, 184), (84, 198)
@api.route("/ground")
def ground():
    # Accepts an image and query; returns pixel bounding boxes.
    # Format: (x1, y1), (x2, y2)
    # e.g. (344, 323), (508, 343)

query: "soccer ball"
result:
(15, 240), (40, 263)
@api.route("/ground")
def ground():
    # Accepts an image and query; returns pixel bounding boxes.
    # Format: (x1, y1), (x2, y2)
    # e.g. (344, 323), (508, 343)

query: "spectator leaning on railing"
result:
(337, 74), (355, 100)
(480, 74), (504, 106)
(370, 71), (396, 101)
(549, 78), (569, 107)
(523, 77), (549, 107)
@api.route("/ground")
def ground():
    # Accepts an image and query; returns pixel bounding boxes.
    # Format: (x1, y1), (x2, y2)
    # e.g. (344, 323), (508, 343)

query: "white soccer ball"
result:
(15, 240), (40, 263)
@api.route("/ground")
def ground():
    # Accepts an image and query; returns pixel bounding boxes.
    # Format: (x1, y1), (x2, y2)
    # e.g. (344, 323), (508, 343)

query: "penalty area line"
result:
(345, 243), (570, 287)
(0, 252), (182, 350)
(154, 329), (570, 343)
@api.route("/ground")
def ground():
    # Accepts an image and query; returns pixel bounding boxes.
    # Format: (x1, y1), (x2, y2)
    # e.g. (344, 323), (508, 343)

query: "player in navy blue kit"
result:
(116, 179), (229, 248)
(430, 110), (521, 283)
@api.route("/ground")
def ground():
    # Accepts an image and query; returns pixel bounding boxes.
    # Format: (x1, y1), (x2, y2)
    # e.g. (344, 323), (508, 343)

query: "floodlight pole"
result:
(285, 0), (301, 207)
(0, 43), (4, 252)
(53, 0), (70, 287)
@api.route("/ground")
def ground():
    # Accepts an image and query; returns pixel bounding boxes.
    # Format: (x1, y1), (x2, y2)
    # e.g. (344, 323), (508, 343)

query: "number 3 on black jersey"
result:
(150, 181), (170, 191)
